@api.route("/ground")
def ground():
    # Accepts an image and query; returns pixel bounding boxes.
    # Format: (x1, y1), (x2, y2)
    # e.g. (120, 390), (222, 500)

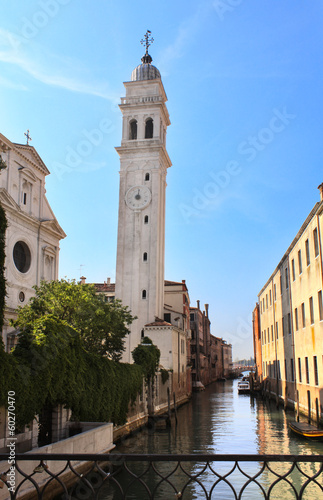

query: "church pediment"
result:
(41, 219), (66, 240)
(19, 167), (38, 183)
(13, 144), (50, 176)
(0, 188), (20, 211)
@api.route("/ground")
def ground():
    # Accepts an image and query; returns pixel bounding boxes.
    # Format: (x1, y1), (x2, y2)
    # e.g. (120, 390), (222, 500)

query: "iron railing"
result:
(0, 453), (323, 499)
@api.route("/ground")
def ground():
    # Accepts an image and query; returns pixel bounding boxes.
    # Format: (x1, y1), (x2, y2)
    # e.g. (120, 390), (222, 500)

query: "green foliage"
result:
(1, 315), (143, 427)
(0, 202), (7, 335)
(13, 279), (134, 361)
(160, 368), (169, 384)
(0, 279), (143, 427)
(132, 337), (160, 381)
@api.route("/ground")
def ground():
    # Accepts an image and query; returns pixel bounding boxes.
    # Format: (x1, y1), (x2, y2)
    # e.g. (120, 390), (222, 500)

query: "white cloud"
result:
(0, 28), (118, 100)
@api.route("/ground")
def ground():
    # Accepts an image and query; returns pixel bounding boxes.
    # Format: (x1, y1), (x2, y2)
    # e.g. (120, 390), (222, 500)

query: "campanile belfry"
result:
(115, 32), (172, 362)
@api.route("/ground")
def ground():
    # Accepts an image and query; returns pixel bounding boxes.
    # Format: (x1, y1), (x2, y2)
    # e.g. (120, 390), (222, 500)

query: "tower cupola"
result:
(131, 30), (161, 81)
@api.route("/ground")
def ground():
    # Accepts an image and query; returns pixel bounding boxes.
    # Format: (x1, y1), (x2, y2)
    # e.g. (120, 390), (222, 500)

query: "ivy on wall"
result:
(0, 317), (143, 427)
(0, 202), (7, 336)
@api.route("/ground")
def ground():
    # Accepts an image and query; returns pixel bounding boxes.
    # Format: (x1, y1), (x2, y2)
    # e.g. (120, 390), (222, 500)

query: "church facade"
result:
(0, 132), (66, 350)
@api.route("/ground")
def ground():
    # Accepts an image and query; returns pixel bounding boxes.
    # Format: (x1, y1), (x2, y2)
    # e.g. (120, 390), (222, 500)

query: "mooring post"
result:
(173, 392), (178, 425)
(167, 387), (171, 427)
(316, 398), (320, 427)
(296, 390), (299, 422)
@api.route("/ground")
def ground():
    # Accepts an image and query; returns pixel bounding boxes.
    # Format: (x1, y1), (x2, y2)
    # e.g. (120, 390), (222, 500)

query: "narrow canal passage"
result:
(115, 377), (323, 457)
(79, 380), (323, 500)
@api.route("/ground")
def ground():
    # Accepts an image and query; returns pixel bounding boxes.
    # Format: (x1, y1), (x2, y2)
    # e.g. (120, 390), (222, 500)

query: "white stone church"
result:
(0, 133), (66, 350)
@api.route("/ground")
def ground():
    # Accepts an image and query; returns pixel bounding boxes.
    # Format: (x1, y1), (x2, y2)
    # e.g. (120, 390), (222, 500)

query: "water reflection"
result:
(99, 378), (323, 499)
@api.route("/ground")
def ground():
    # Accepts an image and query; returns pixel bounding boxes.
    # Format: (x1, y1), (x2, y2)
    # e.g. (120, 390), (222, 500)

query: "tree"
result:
(0, 202), (7, 338)
(13, 279), (135, 361)
(132, 337), (160, 381)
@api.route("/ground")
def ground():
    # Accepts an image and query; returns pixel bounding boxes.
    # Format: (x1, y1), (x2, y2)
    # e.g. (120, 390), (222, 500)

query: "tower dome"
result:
(131, 30), (161, 81)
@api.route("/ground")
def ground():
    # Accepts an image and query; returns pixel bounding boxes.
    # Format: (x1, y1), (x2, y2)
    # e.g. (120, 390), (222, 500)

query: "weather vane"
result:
(140, 30), (154, 56)
(24, 129), (32, 145)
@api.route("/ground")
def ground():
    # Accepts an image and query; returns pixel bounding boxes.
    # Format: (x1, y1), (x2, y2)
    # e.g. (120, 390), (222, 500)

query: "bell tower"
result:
(115, 32), (171, 362)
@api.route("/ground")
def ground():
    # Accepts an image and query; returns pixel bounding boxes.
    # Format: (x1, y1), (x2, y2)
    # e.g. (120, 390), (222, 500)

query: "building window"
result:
(145, 118), (153, 139)
(267, 327), (270, 343)
(190, 313), (194, 322)
(319, 290), (323, 321)
(282, 317), (285, 337)
(164, 313), (171, 323)
(305, 357), (309, 384)
(305, 239), (310, 266)
(276, 321), (279, 339)
(142, 290), (147, 299)
(266, 294), (268, 309)
(313, 228), (319, 257)
(143, 252), (148, 262)
(264, 330), (266, 344)
(290, 359), (295, 382)
(260, 302), (262, 314)
(271, 324), (274, 342)
(269, 289), (272, 306)
(129, 119), (137, 140)
(292, 259), (295, 281)
(298, 358), (302, 383)
(294, 307), (298, 331)
(284, 359), (288, 381)
(285, 268), (289, 289)
(314, 356), (319, 386)
(298, 249), (302, 274)
(144, 215), (149, 224)
(301, 302), (305, 328)
(19, 291), (25, 303)
(145, 173), (150, 181)
(23, 192), (27, 205)
(287, 313), (291, 334)
(309, 296), (314, 325)
(278, 360), (281, 380)
(274, 283), (277, 301)
(13, 241), (31, 273)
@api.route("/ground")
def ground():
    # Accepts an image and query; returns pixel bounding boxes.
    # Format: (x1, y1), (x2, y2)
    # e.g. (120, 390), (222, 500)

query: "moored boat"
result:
(289, 421), (323, 439)
(238, 377), (250, 394)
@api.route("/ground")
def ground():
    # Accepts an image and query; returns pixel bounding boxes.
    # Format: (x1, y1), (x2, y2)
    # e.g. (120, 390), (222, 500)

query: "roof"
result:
(94, 283), (116, 293)
(145, 317), (172, 327)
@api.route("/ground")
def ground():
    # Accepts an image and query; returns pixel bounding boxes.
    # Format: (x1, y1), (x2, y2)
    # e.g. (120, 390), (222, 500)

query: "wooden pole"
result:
(296, 390), (299, 422)
(316, 398), (320, 427)
(173, 392), (178, 425)
(167, 387), (171, 427)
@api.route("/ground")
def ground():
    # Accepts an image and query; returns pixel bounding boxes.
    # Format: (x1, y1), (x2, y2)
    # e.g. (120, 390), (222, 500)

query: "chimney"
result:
(205, 304), (209, 318)
(318, 183), (323, 202)
(80, 276), (86, 285)
(107, 277), (111, 285)
(197, 300), (200, 310)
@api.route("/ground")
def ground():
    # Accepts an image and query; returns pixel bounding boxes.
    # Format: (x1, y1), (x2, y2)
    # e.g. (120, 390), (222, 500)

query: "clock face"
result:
(125, 185), (151, 210)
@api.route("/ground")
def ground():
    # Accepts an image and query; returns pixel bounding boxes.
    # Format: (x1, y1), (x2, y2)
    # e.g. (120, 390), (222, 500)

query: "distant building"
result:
(189, 301), (231, 387)
(0, 132), (66, 350)
(254, 184), (323, 422)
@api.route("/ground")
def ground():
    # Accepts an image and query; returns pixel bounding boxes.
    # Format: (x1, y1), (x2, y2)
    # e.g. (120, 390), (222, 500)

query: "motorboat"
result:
(237, 376), (250, 394)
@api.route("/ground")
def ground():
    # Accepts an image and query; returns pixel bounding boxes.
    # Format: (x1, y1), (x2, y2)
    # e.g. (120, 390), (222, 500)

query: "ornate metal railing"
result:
(0, 453), (323, 499)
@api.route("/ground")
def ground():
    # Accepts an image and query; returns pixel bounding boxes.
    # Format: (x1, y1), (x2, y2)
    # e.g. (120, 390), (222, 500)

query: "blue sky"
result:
(1, 1), (323, 359)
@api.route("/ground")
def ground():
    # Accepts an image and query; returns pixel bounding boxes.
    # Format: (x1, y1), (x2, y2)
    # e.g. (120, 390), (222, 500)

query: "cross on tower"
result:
(140, 30), (154, 55)
(24, 129), (32, 145)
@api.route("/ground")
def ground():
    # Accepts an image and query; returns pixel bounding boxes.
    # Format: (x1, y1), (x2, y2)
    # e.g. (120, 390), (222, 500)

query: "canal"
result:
(69, 376), (323, 499)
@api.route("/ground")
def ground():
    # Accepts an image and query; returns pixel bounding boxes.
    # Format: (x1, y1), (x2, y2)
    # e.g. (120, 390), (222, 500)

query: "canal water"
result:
(70, 376), (323, 499)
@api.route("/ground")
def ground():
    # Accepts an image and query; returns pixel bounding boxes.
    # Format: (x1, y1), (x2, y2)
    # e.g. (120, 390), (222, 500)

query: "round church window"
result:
(19, 291), (25, 302)
(13, 241), (31, 273)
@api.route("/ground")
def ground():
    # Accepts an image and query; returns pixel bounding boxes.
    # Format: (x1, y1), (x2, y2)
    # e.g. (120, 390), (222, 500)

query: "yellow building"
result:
(256, 184), (323, 422)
